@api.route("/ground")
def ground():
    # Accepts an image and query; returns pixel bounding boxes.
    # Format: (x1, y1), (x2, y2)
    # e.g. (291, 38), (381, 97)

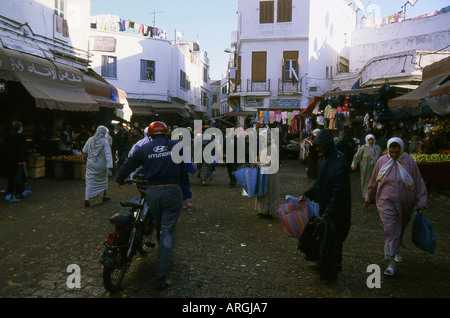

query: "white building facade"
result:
(0, 0), (125, 135)
(227, 0), (355, 113)
(89, 15), (210, 127)
(331, 7), (450, 91)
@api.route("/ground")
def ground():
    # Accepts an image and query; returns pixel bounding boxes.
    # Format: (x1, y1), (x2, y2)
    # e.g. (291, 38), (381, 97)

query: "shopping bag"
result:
(233, 167), (258, 197)
(256, 166), (268, 196)
(412, 210), (436, 254)
(298, 215), (328, 261)
(306, 199), (320, 217)
(277, 200), (311, 238)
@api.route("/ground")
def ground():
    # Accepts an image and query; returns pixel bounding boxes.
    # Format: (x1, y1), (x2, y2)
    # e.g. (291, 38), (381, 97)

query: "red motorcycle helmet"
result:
(148, 121), (169, 136)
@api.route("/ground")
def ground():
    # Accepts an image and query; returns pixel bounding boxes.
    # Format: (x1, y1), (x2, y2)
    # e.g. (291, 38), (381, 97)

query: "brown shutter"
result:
(260, 1), (274, 23)
(252, 51), (267, 82)
(277, 0), (292, 22)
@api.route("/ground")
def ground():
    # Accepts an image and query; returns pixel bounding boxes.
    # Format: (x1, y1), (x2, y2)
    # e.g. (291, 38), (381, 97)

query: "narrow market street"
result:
(0, 160), (449, 299)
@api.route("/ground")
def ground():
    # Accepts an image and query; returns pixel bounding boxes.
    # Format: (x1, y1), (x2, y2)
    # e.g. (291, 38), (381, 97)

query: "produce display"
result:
(48, 154), (87, 161)
(410, 151), (450, 163)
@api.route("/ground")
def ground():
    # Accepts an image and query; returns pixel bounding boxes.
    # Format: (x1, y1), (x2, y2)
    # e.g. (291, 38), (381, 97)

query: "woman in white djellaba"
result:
(82, 125), (113, 207)
(351, 134), (382, 200)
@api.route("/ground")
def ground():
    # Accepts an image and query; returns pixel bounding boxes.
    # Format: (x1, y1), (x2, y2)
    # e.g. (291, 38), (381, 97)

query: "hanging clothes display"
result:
(328, 108), (337, 130)
(282, 112), (288, 124)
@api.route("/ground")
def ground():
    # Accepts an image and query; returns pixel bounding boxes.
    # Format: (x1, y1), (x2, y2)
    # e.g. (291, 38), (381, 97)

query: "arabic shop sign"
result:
(0, 52), (82, 86)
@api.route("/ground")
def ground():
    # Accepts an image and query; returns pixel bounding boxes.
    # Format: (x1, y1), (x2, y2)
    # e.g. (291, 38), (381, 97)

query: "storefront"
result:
(0, 47), (125, 178)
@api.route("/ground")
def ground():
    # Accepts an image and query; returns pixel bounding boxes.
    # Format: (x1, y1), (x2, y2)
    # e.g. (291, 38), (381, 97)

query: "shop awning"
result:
(324, 87), (380, 98)
(128, 99), (191, 117)
(0, 47), (99, 112)
(429, 80), (450, 97)
(388, 56), (450, 109)
(388, 74), (449, 108)
(83, 69), (123, 109)
(298, 96), (323, 115)
(222, 111), (256, 116)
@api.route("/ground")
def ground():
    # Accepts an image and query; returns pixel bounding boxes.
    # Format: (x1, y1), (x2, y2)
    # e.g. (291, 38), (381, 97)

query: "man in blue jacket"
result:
(115, 121), (187, 290)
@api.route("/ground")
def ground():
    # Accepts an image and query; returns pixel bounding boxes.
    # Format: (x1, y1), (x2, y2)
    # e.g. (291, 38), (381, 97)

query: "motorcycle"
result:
(100, 172), (155, 292)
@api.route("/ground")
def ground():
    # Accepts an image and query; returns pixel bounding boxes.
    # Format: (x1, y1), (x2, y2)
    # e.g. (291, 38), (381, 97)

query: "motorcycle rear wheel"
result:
(103, 261), (128, 292)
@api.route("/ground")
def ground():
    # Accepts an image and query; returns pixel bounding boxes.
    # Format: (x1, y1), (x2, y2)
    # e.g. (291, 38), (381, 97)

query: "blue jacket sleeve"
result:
(115, 153), (142, 183)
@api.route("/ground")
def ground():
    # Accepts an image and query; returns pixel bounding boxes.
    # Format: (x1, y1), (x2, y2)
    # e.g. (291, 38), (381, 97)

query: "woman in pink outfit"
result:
(365, 137), (427, 276)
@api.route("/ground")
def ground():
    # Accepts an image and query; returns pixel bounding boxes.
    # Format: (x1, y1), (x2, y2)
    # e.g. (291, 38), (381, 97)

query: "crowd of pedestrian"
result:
(1, 118), (432, 288)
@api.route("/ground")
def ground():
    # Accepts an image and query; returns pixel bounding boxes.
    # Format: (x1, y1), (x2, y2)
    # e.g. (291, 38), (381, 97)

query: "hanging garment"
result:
(264, 111), (269, 124)
(282, 112), (288, 124)
(269, 111), (275, 123)
(275, 110), (282, 122)
(259, 111), (265, 124)
(287, 112), (293, 125)
(328, 108), (337, 129)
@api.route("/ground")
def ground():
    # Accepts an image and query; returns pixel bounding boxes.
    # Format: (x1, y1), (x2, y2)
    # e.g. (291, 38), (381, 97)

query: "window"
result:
(201, 91), (208, 107)
(180, 70), (190, 90)
(140, 60), (155, 81)
(54, 0), (66, 18)
(203, 67), (208, 83)
(252, 51), (267, 82)
(284, 60), (299, 81)
(277, 0), (292, 22)
(260, 1), (274, 24)
(282, 51), (299, 81)
(101, 56), (117, 78)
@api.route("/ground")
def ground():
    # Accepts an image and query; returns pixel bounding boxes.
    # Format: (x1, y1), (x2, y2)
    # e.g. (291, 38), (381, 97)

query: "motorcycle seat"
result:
(120, 198), (144, 210)
(109, 210), (133, 225)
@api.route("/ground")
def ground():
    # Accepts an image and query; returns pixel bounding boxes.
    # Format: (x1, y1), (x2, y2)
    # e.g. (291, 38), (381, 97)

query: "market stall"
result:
(389, 56), (450, 188)
(46, 154), (87, 180)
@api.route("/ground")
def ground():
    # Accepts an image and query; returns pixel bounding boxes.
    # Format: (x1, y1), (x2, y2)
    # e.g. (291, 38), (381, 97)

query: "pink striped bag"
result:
(277, 200), (312, 239)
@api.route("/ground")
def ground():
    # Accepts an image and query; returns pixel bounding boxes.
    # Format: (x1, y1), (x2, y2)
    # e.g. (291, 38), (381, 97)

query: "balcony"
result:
(278, 79), (302, 95)
(228, 79), (270, 94)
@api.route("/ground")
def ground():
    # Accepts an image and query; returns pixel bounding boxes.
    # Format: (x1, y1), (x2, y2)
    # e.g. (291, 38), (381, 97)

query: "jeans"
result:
(146, 186), (183, 277)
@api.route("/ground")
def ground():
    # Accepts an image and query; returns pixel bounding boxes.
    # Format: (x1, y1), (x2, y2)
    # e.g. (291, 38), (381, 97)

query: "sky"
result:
(90, 0), (450, 80)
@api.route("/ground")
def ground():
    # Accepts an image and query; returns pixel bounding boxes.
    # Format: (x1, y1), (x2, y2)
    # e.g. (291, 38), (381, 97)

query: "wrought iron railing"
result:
(247, 79), (270, 92)
(278, 79), (302, 94)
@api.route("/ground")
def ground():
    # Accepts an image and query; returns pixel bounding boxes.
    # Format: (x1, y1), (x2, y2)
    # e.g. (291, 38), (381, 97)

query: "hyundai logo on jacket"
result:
(115, 136), (187, 186)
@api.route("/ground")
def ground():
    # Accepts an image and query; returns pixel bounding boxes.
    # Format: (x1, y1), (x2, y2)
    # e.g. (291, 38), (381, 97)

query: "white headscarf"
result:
(365, 134), (380, 165)
(376, 137), (415, 190)
(88, 125), (108, 162)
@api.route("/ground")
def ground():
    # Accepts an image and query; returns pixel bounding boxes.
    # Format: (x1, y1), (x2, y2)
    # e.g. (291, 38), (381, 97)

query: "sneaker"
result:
(384, 259), (396, 276)
(395, 254), (403, 263)
(102, 197), (111, 202)
(384, 266), (395, 276)
(22, 190), (32, 197)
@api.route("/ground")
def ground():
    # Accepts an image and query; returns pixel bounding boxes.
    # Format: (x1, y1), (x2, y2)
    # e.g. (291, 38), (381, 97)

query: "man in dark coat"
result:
(302, 129), (352, 281)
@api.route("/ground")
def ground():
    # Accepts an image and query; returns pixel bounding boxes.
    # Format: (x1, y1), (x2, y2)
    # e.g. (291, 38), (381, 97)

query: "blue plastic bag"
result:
(412, 210), (436, 254)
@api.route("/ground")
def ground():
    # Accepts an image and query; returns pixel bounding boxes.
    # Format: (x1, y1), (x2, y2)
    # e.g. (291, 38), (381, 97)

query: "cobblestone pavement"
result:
(0, 159), (449, 299)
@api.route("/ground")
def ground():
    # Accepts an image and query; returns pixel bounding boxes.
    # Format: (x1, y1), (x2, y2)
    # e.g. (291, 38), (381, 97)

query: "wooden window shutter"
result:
(277, 0), (292, 22)
(252, 51), (267, 82)
(260, 1), (274, 24)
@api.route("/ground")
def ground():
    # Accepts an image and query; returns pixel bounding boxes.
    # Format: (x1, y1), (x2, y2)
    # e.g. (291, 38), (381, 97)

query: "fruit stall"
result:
(46, 154), (87, 180)
(410, 152), (450, 188)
